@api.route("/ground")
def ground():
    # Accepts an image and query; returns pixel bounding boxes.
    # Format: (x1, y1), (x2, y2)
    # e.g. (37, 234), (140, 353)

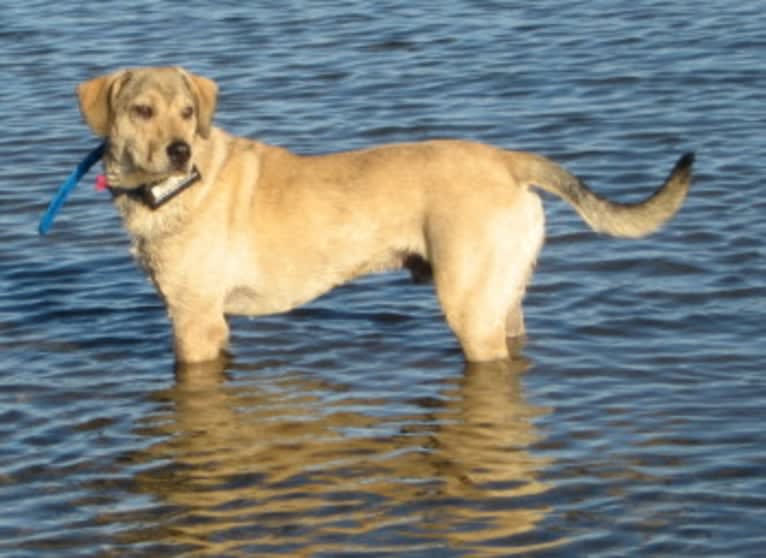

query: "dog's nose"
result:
(166, 140), (191, 167)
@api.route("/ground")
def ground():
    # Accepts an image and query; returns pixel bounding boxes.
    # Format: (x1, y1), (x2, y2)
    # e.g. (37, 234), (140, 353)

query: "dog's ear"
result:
(178, 68), (218, 139)
(76, 70), (131, 137)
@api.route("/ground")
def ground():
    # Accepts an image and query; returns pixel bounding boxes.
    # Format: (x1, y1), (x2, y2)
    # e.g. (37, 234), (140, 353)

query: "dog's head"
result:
(77, 67), (217, 187)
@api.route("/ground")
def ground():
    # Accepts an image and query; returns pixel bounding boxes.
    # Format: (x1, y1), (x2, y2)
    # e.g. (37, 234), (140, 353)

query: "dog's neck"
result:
(107, 167), (202, 210)
(103, 143), (209, 242)
(109, 170), (201, 245)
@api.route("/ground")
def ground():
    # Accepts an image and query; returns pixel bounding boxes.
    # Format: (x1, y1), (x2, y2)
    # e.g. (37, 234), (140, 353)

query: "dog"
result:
(76, 66), (693, 364)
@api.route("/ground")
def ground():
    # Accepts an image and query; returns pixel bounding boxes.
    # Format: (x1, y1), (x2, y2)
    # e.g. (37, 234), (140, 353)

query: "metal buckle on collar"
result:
(109, 166), (202, 209)
(143, 166), (202, 209)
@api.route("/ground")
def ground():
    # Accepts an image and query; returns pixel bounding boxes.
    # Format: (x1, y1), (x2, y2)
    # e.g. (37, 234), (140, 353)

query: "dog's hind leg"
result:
(438, 290), (513, 361)
(437, 264), (534, 361)
(500, 193), (544, 345)
(431, 189), (544, 362)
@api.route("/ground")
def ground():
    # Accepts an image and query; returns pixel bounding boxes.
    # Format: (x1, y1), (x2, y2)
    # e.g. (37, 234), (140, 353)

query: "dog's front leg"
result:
(169, 298), (229, 364)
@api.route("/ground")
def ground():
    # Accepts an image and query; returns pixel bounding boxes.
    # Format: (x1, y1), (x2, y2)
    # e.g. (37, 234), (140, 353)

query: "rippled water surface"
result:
(2, 1), (765, 556)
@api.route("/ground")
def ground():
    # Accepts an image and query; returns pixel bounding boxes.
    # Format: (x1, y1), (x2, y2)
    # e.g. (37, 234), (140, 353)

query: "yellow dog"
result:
(77, 66), (693, 364)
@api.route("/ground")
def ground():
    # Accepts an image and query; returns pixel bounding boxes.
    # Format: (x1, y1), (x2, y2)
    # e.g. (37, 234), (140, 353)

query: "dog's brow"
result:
(155, 78), (194, 105)
(110, 71), (134, 107)
(178, 72), (196, 100)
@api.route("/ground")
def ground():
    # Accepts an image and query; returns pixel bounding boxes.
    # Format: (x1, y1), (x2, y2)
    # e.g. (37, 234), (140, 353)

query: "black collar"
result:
(109, 166), (202, 209)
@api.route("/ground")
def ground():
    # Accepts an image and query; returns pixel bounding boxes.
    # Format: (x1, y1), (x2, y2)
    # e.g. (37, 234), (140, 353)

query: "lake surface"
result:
(1, 1), (765, 556)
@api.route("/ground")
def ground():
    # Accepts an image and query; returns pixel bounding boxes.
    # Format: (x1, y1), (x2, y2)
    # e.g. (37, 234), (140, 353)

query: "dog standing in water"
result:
(76, 67), (693, 364)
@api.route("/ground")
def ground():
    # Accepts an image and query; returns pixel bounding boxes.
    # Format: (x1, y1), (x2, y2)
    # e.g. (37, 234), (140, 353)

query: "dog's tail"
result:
(510, 151), (694, 238)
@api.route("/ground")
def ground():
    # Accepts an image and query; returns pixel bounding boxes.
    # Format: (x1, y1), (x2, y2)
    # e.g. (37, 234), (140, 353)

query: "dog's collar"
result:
(108, 166), (202, 209)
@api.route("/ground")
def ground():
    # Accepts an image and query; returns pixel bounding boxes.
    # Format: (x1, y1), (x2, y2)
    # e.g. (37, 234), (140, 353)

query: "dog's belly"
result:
(223, 283), (324, 316)
(223, 252), (432, 317)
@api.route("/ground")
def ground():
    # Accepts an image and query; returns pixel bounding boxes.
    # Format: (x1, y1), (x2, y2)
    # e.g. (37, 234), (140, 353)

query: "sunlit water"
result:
(1, 1), (764, 556)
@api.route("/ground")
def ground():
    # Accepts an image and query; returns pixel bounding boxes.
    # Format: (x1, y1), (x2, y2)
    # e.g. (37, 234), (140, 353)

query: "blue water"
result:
(2, 1), (765, 556)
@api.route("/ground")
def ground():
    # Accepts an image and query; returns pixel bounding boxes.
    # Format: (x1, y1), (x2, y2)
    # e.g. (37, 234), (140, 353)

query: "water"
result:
(1, 1), (764, 556)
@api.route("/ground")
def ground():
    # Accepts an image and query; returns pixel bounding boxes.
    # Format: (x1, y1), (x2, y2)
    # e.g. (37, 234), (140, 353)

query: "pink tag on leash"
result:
(95, 175), (108, 191)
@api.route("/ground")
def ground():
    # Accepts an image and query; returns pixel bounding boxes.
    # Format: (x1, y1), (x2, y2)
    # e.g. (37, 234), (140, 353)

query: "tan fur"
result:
(76, 67), (694, 364)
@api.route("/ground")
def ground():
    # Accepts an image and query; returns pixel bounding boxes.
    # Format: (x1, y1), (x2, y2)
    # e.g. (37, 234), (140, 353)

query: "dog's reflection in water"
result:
(123, 356), (559, 555)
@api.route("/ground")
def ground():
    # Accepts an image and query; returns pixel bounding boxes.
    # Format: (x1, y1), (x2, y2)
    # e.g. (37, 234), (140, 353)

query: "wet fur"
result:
(77, 67), (693, 364)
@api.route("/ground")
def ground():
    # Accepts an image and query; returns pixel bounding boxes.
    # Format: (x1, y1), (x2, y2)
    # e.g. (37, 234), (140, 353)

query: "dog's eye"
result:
(181, 106), (194, 120)
(132, 104), (154, 120)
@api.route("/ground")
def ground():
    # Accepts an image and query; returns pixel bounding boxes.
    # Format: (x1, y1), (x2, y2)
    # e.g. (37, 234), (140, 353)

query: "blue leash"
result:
(38, 141), (107, 235)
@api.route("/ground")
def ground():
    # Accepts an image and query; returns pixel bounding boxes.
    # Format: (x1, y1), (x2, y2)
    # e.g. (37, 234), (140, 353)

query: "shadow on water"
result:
(106, 356), (564, 556)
